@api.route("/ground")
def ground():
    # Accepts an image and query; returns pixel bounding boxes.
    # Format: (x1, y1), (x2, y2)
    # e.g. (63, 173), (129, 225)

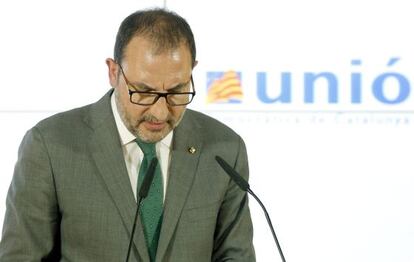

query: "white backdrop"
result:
(0, 0), (413, 261)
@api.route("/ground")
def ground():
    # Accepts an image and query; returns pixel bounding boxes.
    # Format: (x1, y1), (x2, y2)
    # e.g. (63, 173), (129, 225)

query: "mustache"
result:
(137, 114), (175, 125)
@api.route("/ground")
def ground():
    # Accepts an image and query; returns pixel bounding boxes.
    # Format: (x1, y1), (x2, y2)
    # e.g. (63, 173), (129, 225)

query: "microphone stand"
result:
(248, 188), (286, 262)
(125, 158), (158, 262)
(215, 155), (286, 262)
(125, 196), (145, 262)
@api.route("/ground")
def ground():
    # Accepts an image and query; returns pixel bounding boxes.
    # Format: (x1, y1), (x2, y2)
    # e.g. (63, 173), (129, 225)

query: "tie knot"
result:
(136, 139), (156, 157)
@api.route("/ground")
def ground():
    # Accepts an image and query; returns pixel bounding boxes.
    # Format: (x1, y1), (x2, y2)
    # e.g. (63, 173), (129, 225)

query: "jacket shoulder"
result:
(34, 90), (113, 137)
(35, 104), (92, 135)
(184, 109), (240, 141)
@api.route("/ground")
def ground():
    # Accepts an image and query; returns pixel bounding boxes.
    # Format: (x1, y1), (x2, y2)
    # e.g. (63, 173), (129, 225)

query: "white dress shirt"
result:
(110, 93), (172, 202)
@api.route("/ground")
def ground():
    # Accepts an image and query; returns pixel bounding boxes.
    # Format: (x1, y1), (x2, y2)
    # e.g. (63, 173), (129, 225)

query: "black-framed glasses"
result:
(118, 64), (196, 106)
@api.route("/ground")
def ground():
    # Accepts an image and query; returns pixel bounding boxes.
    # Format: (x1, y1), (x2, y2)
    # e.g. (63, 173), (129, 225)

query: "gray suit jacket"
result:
(0, 90), (255, 261)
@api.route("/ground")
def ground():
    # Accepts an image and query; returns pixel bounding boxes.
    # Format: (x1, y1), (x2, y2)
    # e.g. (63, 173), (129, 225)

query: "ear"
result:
(193, 60), (198, 69)
(105, 58), (119, 88)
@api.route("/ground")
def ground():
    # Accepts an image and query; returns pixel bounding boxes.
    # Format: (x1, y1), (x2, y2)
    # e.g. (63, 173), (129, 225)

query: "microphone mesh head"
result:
(215, 156), (249, 191)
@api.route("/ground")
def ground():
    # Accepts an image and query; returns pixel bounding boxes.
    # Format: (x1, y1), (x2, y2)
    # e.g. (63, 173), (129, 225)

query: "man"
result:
(0, 8), (255, 261)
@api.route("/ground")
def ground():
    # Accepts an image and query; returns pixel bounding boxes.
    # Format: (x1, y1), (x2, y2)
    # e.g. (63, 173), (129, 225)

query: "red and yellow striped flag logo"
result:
(207, 71), (243, 103)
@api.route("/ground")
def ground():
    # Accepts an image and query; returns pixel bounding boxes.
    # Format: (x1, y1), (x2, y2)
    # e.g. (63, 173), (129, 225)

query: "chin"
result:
(137, 128), (170, 143)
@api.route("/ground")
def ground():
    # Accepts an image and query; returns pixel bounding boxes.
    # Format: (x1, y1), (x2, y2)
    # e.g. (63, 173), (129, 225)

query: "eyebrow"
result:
(128, 82), (155, 92)
(129, 80), (191, 92)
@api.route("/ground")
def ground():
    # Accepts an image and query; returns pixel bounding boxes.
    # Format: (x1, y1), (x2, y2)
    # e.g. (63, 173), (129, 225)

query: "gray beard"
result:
(114, 89), (186, 143)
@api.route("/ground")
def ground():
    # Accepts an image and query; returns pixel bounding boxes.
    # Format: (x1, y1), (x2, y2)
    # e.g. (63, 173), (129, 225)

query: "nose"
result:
(148, 96), (169, 121)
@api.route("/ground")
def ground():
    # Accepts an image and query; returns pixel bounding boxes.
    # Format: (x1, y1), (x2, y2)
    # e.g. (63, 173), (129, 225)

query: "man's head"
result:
(106, 9), (197, 143)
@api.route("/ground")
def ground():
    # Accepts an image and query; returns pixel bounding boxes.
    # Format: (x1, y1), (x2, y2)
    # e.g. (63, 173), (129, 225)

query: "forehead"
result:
(121, 36), (193, 89)
(123, 36), (192, 66)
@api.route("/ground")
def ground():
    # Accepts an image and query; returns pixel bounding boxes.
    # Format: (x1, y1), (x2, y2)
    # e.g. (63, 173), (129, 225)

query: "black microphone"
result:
(215, 156), (286, 262)
(138, 158), (158, 198)
(125, 157), (158, 262)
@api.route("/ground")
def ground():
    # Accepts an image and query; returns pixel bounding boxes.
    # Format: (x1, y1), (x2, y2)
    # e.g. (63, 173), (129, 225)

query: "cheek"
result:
(125, 103), (146, 121)
(118, 91), (145, 120)
(170, 107), (186, 120)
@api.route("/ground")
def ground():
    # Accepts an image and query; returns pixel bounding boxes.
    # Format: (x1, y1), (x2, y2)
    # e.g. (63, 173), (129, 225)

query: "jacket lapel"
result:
(156, 110), (202, 261)
(86, 90), (150, 261)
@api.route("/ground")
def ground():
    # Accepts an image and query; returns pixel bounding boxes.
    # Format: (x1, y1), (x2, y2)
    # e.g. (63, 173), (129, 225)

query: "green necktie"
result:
(136, 140), (164, 262)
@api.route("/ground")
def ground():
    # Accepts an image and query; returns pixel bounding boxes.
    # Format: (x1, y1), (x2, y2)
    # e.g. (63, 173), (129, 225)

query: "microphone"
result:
(215, 156), (287, 262)
(125, 157), (158, 262)
(138, 158), (158, 198)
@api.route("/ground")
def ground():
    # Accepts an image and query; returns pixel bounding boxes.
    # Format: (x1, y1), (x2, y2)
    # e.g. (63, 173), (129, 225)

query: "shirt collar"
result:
(110, 91), (173, 148)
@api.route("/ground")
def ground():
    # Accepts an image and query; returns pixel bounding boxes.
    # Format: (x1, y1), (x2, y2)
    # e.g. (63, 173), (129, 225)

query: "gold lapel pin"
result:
(188, 147), (196, 154)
